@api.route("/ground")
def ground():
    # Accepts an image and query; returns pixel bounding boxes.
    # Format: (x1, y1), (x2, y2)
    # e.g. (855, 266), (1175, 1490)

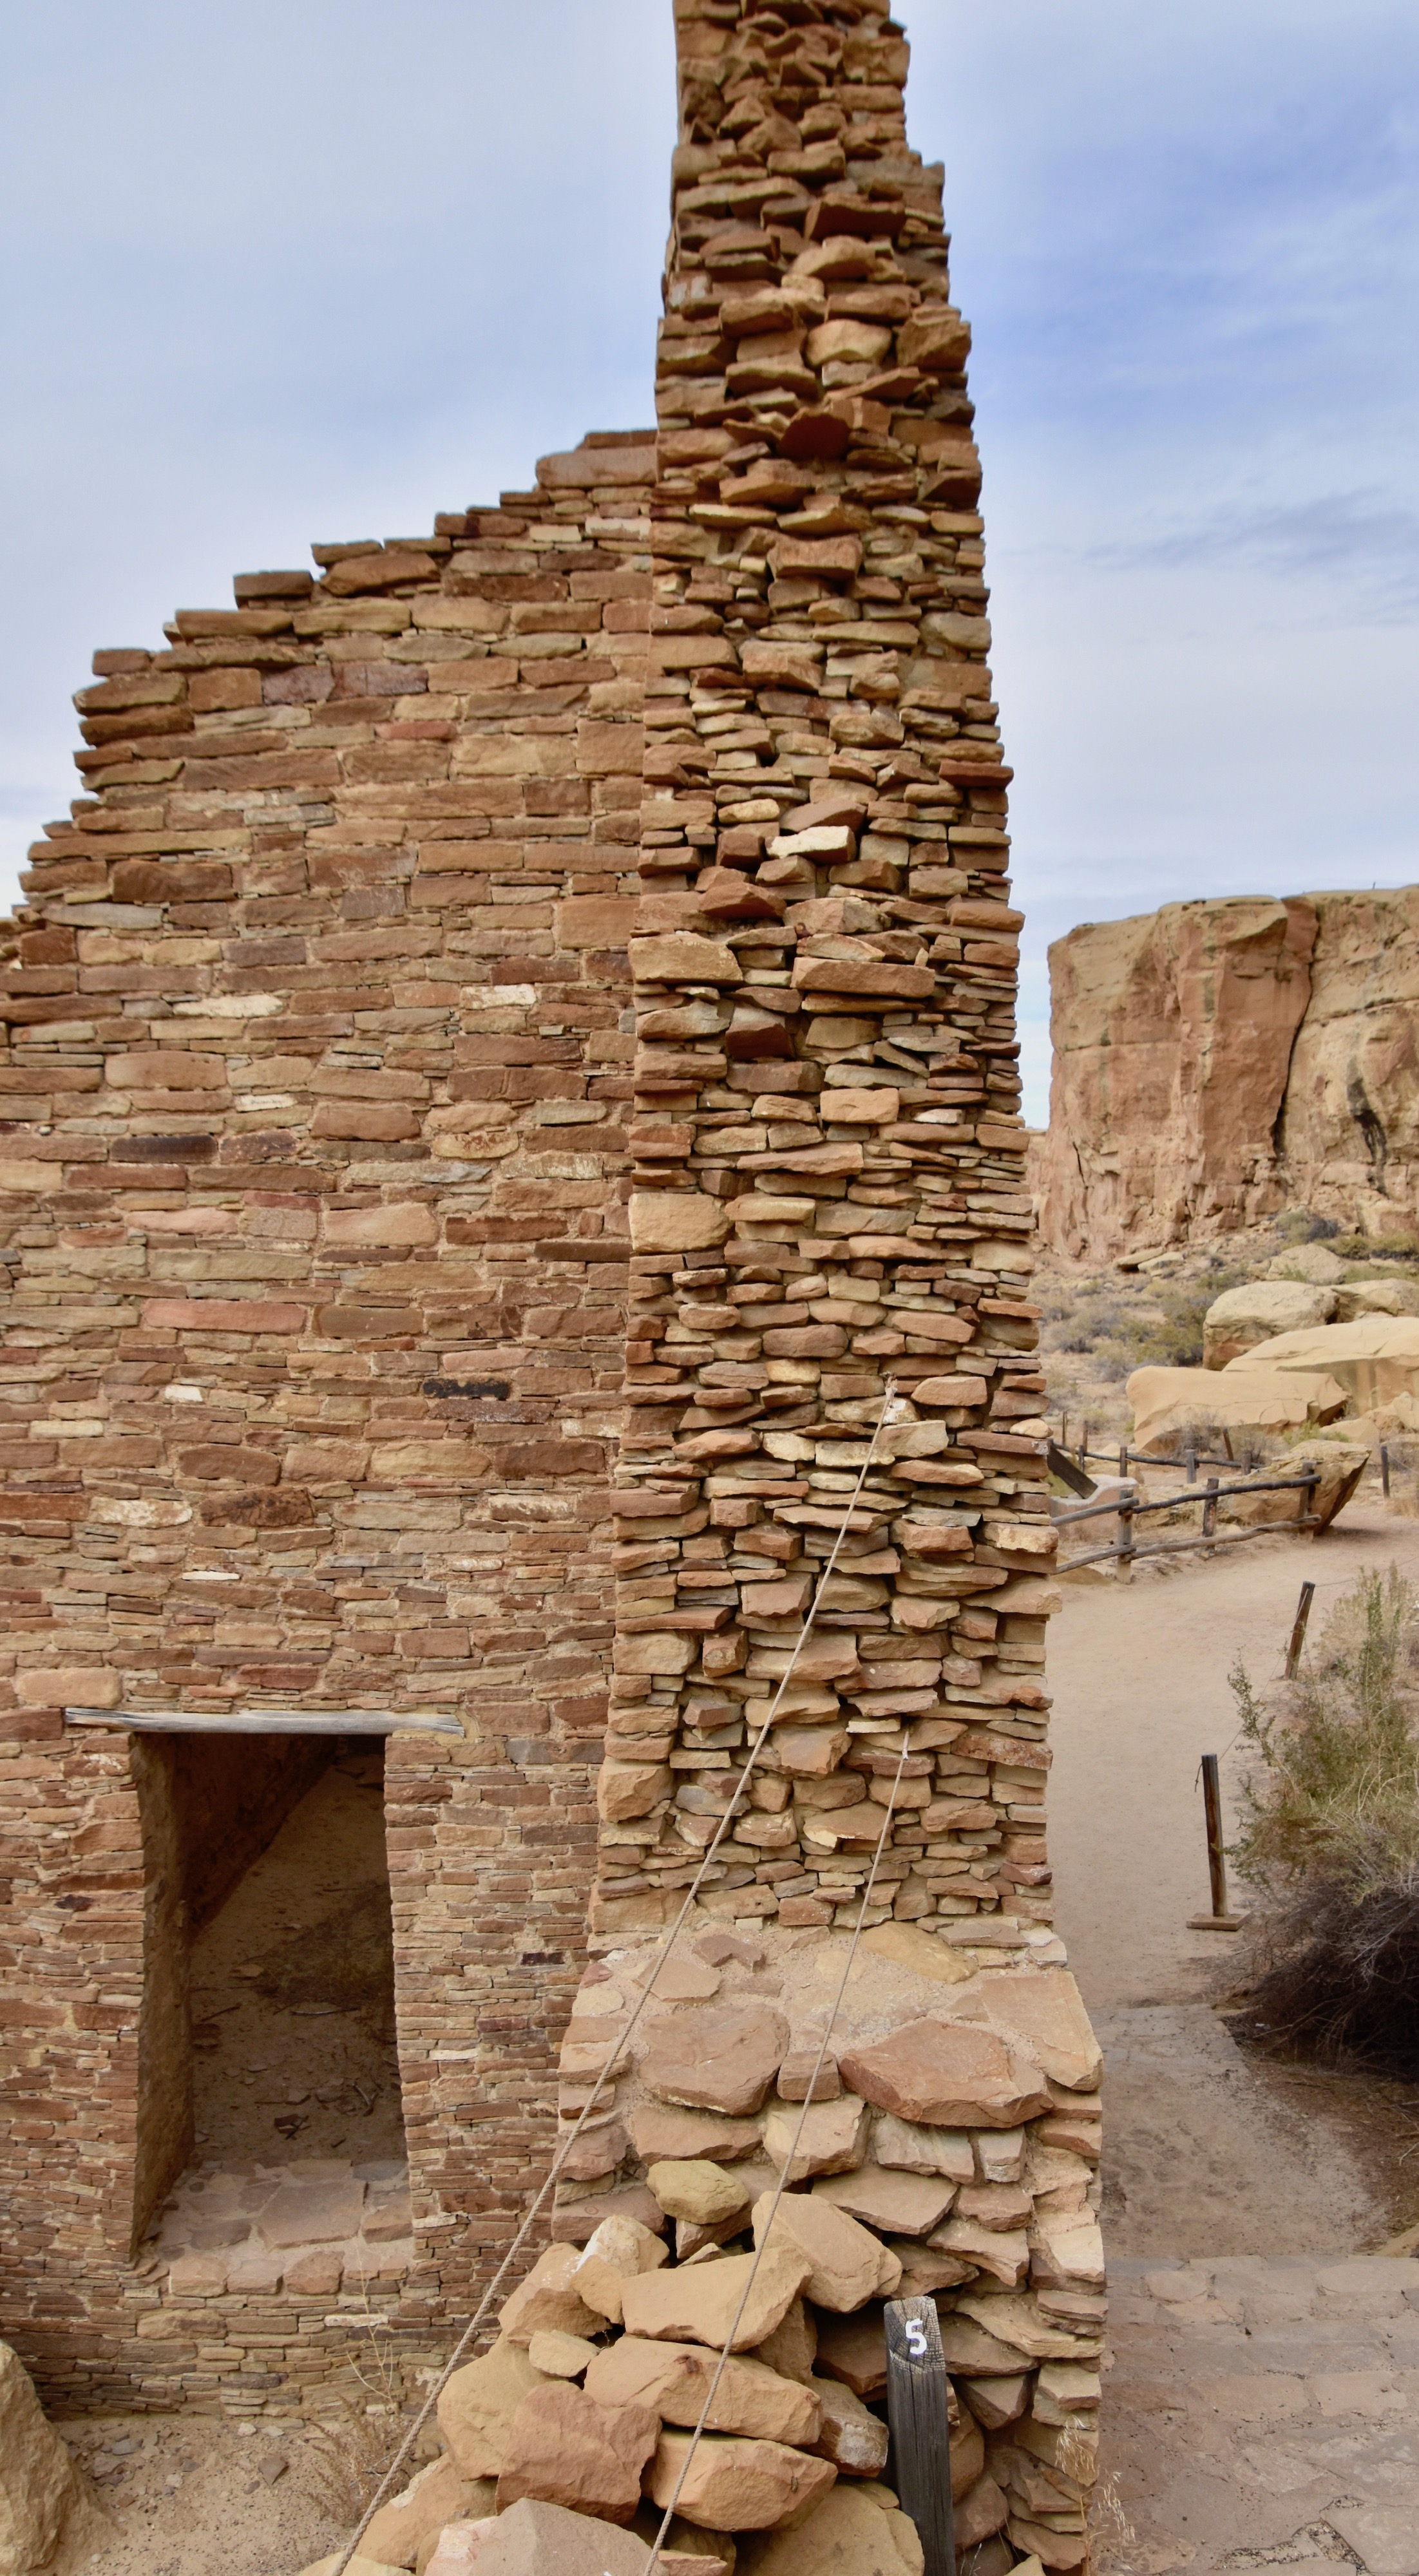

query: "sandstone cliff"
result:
(1036, 889), (1419, 1259)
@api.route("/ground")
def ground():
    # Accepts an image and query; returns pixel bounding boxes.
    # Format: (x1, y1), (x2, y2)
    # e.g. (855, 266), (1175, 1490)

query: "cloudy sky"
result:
(3, 0), (1416, 1121)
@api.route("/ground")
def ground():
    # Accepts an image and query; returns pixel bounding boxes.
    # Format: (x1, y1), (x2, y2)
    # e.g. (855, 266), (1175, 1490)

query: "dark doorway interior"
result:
(133, 1734), (405, 2249)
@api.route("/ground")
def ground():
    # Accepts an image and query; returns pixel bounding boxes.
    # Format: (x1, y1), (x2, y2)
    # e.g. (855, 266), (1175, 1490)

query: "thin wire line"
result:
(643, 1725), (913, 2575)
(329, 1383), (902, 2574)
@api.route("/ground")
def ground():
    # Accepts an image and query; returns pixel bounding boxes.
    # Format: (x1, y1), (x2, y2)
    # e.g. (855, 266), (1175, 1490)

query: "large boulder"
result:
(1126, 1363), (1347, 1455)
(1203, 1280), (1336, 1367)
(439, 2338), (551, 2477)
(1268, 1242), (1346, 1283)
(0, 2341), (85, 2576)
(1335, 1276), (1419, 1321)
(1226, 1315), (1419, 1413)
(430, 2497), (652, 2576)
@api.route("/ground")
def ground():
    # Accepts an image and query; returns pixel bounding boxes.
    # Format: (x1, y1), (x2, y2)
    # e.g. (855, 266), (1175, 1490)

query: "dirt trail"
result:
(1049, 1492), (1419, 2259)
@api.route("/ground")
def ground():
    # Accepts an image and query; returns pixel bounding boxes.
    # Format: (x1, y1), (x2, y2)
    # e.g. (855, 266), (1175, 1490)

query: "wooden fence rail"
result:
(1054, 1472), (1322, 1573)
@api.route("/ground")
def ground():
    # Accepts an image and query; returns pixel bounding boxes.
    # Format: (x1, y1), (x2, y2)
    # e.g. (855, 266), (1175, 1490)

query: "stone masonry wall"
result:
(0, 436), (653, 2404)
(598, 0), (1054, 1946)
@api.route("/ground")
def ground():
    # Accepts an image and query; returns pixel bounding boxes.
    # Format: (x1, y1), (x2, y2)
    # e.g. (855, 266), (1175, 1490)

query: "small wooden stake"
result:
(1284, 1579), (1316, 1679)
(1188, 1750), (1246, 1929)
(885, 2297), (955, 2576)
(1382, 1443), (1391, 1497)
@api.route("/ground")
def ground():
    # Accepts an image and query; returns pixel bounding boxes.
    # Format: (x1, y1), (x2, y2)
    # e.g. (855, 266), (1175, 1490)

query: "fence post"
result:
(1201, 1475), (1218, 1542)
(1188, 1752), (1245, 1929)
(1116, 1481), (1136, 1576)
(1185, 1442), (1197, 1484)
(1119, 1442), (1130, 1481)
(1382, 1443), (1391, 1497)
(1079, 1420), (1090, 1468)
(1285, 1579), (1316, 1678)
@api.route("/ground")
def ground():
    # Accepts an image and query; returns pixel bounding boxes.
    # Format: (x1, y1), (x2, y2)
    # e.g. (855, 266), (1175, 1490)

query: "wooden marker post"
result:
(1284, 1579), (1315, 1679)
(885, 2297), (955, 2576)
(1188, 1752), (1246, 1930)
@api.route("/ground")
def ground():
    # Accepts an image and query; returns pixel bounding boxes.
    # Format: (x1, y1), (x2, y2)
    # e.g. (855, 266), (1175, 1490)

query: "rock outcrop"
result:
(1036, 889), (1419, 1258)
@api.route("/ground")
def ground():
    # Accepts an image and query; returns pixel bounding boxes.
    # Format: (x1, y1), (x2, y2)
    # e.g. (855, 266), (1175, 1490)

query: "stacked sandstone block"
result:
(600, 2), (1054, 1946)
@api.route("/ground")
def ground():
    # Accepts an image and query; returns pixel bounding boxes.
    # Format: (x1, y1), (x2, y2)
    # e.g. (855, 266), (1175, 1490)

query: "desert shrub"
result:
(1277, 1210), (1340, 1244)
(1332, 1231), (1419, 1262)
(1098, 1264), (1246, 1374)
(1228, 1567), (1419, 2071)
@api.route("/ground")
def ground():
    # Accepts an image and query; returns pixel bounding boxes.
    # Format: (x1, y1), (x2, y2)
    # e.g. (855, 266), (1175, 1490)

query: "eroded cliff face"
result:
(1037, 889), (1419, 1259)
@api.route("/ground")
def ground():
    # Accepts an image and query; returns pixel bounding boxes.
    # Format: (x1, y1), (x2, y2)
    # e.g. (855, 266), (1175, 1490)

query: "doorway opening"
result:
(133, 1734), (408, 2271)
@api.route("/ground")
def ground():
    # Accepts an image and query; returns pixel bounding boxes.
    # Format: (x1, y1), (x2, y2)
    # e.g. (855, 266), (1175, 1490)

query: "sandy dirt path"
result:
(1049, 1492), (1419, 2258)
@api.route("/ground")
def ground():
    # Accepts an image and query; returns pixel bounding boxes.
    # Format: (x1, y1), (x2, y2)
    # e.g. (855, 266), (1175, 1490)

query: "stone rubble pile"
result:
(321, 1923), (1100, 2575)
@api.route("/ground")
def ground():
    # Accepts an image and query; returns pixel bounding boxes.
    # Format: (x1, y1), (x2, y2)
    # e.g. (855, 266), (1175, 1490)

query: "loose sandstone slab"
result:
(256, 2175), (365, 2247)
(647, 2161), (753, 2226)
(646, 2432), (837, 2533)
(733, 2484), (923, 2576)
(640, 2003), (790, 2116)
(871, 2112), (975, 2182)
(622, 2242), (812, 2352)
(813, 2164), (957, 2238)
(439, 2338), (551, 2476)
(446, 2497), (653, 2576)
(805, 2374), (891, 2477)
(495, 2383), (659, 2524)
(763, 2094), (868, 2183)
(499, 2247), (605, 2345)
(363, 2457), (490, 2568)
(812, 2313), (888, 2400)
(976, 1970), (1103, 2093)
(526, 2331), (597, 2381)
(860, 1922), (975, 1988)
(584, 2338), (821, 2445)
(629, 2105), (765, 2164)
(837, 2020), (1051, 2131)
(752, 2191), (901, 2313)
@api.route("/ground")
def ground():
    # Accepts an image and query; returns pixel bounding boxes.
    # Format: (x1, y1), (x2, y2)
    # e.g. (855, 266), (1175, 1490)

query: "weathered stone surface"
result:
(629, 2105), (764, 2164)
(584, 2338), (821, 2445)
(423, 2524), (496, 2576)
(622, 2242), (812, 2352)
(871, 2114), (975, 2183)
(647, 2160), (753, 2226)
(640, 2003), (790, 2116)
(445, 2497), (653, 2576)
(812, 2314), (888, 2399)
(837, 2021), (1052, 2132)
(629, 1191), (732, 1253)
(1228, 1314), (1419, 1413)
(859, 1922), (975, 1988)
(804, 2376), (891, 2477)
(526, 2331), (597, 2381)
(735, 2484), (924, 2576)
(976, 1971), (1103, 2094)
(813, 2164), (957, 2238)
(570, 2215), (669, 2325)
(1038, 888), (1419, 1255)
(763, 2094), (869, 2183)
(364, 2458), (490, 2568)
(499, 2246), (605, 2345)
(646, 2432), (837, 2533)
(1127, 1361), (1348, 1454)
(1202, 1280), (1337, 1367)
(495, 2382), (659, 2524)
(0, 2340), (84, 2575)
(752, 2190), (901, 2312)
(439, 2338), (550, 2477)
(256, 2176), (365, 2247)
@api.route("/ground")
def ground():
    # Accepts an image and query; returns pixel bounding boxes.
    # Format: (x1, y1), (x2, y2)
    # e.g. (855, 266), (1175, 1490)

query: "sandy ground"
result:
(1049, 1487), (1419, 2259)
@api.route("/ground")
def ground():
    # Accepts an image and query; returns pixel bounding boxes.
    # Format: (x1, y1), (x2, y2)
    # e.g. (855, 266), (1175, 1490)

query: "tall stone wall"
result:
(1036, 890), (1419, 1261)
(598, 0), (1052, 1947)
(0, 437), (652, 2400)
